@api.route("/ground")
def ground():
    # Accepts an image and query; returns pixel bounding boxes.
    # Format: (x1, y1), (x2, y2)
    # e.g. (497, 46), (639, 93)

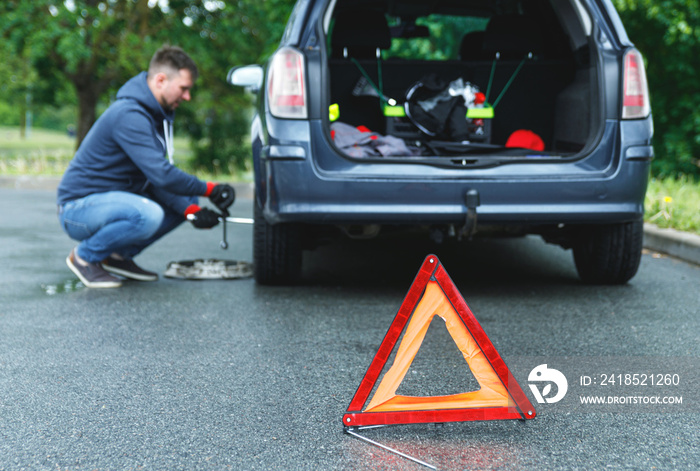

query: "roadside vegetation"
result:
(0, 127), (74, 176)
(646, 177), (700, 234)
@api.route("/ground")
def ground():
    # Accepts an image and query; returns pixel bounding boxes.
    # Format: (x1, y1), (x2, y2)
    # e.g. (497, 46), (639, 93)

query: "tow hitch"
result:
(459, 189), (480, 240)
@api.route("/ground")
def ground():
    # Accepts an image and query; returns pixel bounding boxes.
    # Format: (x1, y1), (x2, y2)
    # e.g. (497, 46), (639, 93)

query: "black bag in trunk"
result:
(405, 73), (471, 141)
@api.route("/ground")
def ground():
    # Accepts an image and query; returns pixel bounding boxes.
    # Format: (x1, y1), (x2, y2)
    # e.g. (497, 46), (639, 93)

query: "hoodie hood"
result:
(116, 71), (176, 163)
(116, 71), (175, 123)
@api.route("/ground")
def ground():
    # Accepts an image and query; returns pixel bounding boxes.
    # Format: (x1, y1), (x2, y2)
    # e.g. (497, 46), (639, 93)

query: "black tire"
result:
(253, 200), (302, 285)
(573, 220), (643, 285)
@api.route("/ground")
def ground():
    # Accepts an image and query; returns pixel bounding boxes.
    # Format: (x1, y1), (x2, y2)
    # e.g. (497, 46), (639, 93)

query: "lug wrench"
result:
(218, 210), (255, 250)
(186, 212), (254, 250)
(220, 210), (229, 249)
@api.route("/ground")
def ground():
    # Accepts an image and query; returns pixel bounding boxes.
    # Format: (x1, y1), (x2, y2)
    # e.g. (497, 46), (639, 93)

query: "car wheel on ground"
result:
(573, 220), (644, 285)
(253, 200), (302, 285)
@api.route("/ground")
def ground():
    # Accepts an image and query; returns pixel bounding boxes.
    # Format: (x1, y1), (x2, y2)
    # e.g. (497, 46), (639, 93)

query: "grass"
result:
(0, 126), (77, 176)
(0, 125), (195, 176)
(645, 176), (700, 234)
(1, 125), (698, 234)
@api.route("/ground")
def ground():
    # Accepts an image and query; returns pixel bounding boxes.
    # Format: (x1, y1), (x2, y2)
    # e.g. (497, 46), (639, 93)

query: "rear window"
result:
(385, 15), (490, 61)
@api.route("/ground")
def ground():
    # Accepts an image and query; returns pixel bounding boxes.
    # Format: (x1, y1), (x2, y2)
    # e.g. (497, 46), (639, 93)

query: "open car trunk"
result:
(326, 0), (600, 167)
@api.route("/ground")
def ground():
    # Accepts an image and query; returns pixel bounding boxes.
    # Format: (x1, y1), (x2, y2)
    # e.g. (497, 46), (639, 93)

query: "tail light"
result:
(267, 47), (307, 119)
(622, 48), (651, 119)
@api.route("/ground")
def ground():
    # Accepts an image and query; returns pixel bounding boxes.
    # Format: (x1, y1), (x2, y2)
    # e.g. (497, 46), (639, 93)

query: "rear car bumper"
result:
(257, 117), (652, 227)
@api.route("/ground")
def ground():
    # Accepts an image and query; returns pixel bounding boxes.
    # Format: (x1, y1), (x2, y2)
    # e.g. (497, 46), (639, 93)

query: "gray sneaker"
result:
(102, 255), (158, 281)
(66, 248), (122, 288)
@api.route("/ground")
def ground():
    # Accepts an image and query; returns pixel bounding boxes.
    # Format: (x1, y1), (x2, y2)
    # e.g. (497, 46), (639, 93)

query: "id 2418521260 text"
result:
(580, 373), (680, 387)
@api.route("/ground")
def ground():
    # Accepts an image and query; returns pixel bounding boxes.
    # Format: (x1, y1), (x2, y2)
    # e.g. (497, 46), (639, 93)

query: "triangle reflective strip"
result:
(343, 255), (536, 427)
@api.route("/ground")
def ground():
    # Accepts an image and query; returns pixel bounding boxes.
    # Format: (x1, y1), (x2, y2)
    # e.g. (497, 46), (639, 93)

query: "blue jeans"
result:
(58, 191), (192, 263)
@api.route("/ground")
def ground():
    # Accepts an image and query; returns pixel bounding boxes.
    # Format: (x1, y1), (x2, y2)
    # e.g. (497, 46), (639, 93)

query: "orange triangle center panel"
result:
(343, 255), (536, 427)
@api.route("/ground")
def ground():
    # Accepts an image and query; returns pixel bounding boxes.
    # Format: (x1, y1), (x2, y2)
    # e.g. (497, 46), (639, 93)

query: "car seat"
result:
(482, 14), (544, 60)
(330, 9), (391, 59)
(480, 15), (549, 146)
(459, 31), (488, 61)
(329, 9), (392, 132)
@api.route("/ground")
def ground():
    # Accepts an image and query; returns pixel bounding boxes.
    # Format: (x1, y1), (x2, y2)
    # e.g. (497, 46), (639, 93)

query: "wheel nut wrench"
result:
(220, 212), (229, 249)
(187, 210), (253, 250)
(217, 212), (254, 250)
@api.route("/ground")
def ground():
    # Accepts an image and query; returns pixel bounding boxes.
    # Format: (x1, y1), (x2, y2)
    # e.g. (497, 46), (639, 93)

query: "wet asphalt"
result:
(1, 187), (699, 470)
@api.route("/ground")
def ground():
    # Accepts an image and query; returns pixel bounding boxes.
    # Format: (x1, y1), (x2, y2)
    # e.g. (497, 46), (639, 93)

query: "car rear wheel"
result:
(573, 220), (643, 285)
(253, 200), (302, 285)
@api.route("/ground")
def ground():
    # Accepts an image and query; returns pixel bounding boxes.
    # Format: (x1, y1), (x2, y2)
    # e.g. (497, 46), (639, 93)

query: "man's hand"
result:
(209, 184), (235, 214)
(187, 207), (220, 229)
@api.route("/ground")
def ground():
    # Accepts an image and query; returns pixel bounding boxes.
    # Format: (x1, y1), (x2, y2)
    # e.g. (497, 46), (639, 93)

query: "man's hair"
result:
(148, 45), (199, 81)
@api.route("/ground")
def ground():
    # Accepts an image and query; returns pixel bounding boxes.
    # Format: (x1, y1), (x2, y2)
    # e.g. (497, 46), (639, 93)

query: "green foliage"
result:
(183, 100), (253, 175)
(0, 102), (15, 126)
(645, 176), (700, 233)
(0, 1), (162, 143)
(613, 0), (700, 179)
(33, 106), (78, 132)
(0, 39), (39, 131)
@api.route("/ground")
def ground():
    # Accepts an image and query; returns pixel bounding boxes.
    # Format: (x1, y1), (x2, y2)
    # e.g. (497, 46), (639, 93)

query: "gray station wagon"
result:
(228, 0), (653, 285)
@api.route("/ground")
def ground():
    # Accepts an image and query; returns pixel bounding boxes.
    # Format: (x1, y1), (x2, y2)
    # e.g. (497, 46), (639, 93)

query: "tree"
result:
(0, 1), (163, 146)
(614, 0), (700, 179)
(0, 41), (39, 136)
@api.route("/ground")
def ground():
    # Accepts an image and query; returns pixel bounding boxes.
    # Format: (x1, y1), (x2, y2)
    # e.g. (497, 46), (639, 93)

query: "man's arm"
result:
(114, 108), (208, 197)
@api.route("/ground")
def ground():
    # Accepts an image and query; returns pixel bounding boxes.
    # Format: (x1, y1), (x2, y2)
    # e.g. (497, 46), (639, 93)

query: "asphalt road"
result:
(1, 188), (699, 470)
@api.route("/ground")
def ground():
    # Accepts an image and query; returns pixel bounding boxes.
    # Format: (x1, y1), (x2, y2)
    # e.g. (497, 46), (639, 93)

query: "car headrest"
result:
(459, 31), (487, 61)
(482, 15), (544, 59)
(331, 9), (392, 59)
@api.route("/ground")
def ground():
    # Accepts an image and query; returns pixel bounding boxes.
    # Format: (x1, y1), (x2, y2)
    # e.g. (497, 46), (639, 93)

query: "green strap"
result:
(350, 55), (385, 109)
(485, 53), (499, 104)
(492, 54), (528, 108)
(377, 52), (384, 107)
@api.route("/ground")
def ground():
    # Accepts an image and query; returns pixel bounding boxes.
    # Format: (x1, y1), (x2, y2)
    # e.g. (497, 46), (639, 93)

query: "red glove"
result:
(184, 205), (219, 229)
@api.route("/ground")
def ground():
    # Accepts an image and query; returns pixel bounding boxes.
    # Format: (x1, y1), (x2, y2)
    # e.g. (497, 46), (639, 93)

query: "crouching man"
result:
(57, 45), (234, 288)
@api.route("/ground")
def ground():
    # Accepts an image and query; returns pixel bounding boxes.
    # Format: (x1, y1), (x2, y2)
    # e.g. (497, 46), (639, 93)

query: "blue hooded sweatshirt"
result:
(57, 72), (207, 215)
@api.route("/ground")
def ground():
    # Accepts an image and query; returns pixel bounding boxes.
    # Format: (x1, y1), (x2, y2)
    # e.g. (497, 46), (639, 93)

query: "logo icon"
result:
(528, 364), (568, 404)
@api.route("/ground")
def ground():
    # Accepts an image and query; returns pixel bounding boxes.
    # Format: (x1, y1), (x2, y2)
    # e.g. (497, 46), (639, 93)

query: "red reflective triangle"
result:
(343, 254), (536, 427)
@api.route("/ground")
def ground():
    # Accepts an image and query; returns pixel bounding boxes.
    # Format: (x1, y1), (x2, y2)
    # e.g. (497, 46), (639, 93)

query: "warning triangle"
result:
(343, 255), (536, 427)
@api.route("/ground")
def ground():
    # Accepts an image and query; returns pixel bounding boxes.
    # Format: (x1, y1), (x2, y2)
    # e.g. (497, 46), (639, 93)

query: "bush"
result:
(187, 108), (252, 177)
